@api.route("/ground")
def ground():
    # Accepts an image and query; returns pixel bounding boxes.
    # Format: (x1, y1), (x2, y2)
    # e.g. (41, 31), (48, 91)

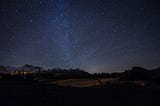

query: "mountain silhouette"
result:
(121, 66), (160, 83)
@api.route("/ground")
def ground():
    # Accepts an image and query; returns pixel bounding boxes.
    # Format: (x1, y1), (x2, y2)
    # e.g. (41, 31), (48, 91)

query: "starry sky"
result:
(0, 0), (160, 72)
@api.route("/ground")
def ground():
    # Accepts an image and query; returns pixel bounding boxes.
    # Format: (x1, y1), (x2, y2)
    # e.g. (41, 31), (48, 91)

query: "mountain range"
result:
(0, 64), (89, 75)
(0, 65), (160, 80)
(120, 66), (160, 82)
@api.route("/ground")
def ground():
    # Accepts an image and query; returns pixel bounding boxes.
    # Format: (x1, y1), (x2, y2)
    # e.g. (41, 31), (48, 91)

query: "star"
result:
(29, 19), (33, 23)
(15, 9), (19, 13)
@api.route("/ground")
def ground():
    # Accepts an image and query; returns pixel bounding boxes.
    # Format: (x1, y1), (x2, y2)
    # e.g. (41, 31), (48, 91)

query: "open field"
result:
(0, 80), (160, 106)
(44, 78), (119, 87)
(41, 78), (147, 88)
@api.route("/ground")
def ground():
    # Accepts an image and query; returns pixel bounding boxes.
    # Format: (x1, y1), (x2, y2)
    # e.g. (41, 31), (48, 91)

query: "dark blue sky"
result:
(0, 0), (160, 72)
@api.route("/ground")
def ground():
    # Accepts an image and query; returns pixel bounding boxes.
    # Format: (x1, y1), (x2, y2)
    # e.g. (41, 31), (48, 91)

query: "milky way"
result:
(0, 0), (160, 72)
(52, 0), (72, 66)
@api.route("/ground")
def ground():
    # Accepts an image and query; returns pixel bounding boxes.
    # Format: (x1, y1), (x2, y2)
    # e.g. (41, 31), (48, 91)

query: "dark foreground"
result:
(0, 80), (160, 106)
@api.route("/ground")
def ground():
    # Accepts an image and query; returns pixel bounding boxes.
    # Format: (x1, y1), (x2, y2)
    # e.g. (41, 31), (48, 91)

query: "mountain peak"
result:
(132, 67), (148, 71)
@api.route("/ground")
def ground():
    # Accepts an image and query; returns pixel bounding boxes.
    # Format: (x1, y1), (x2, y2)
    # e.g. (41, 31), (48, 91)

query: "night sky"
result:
(0, 0), (160, 72)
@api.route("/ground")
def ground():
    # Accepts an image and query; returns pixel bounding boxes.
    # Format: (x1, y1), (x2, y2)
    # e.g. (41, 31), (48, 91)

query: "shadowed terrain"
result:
(0, 65), (160, 106)
(0, 80), (160, 106)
